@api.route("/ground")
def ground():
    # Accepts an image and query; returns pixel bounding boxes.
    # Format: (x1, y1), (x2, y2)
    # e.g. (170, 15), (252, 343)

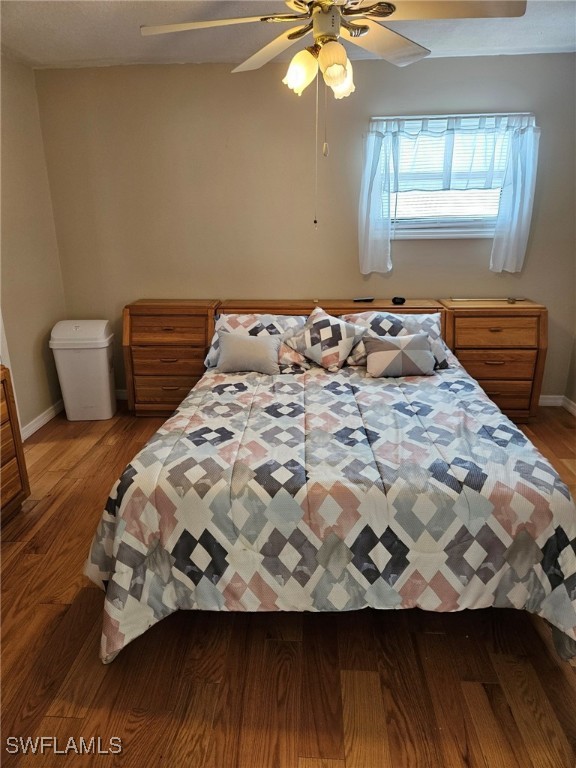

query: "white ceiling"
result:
(1, 0), (575, 70)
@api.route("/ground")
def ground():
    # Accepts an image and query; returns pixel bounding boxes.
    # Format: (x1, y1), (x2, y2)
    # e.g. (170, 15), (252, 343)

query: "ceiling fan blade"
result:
(232, 26), (310, 73)
(352, 0), (527, 21)
(345, 19), (430, 66)
(284, 0), (311, 11)
(141, 15), (282, 37)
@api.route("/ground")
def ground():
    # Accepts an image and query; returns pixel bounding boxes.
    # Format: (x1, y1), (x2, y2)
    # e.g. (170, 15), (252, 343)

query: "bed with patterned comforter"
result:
(85, 360), (576, 664)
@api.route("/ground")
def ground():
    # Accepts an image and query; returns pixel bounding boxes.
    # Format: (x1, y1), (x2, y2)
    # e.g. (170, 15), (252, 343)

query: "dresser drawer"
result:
(1, 421), (16, 466)
(454, 316), (539, 348)
(134, 376), (199, 404)
(1, 366), (30, 523)
(481, 380), (532, 411)
(132, 347), (206, 376)
(2, 457), (24, 507)
(131, 315), (207, 345)
(0, 385), (8, 425)
(455, 350), (537, 380)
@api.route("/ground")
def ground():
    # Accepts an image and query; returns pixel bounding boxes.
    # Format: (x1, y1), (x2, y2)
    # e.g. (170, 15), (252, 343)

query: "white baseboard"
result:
(539, 395), (565, 407)
(21, 399), (64, 441)
(22, 392), (127, 440)
(539, 395), (576, 416)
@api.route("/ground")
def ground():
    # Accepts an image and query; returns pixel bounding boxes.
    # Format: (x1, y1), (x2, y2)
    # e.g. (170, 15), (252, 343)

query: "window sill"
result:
(392, 230), (495, 240)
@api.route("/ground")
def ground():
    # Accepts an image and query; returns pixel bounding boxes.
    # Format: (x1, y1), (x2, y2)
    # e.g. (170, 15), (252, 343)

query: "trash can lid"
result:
(49, 320), (114, 349)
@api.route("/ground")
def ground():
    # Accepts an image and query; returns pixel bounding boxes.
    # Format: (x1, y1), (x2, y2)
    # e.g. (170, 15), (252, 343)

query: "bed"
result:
(85, 300), (576, 663)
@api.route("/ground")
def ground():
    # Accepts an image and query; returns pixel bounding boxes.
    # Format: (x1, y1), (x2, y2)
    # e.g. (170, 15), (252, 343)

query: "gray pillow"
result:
(216, 331), (281, 375)
(364, 333), (435, 377)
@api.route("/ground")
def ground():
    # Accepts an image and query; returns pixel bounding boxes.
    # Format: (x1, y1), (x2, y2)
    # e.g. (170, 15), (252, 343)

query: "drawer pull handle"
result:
(489, 327), (503, 332)
(160, 358), (179, 363)
(161, 386), (180, 391)
(485, 360), (505, 366)
(162, 326), (175, 332)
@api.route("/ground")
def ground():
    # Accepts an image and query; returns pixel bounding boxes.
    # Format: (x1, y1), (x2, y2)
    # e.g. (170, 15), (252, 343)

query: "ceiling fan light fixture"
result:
(318, 40), (348, 86)
(142, 0), (528, 101)
(282, 47), (319, 95)
(331, 59), (355, 98)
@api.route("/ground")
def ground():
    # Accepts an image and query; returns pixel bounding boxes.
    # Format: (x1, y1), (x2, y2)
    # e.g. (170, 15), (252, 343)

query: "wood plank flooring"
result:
(1, 405), (575, 768)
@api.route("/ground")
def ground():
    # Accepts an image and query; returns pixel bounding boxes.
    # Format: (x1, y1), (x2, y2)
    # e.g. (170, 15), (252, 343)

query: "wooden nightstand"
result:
(1, 365), (30, 523)
(440, 299), (547, 422)
(123, 299), (219, 415)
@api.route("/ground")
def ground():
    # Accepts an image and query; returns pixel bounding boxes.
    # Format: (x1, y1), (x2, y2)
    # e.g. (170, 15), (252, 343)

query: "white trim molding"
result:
(21, 392), (127, 440)
(540, 395), (576, 416)
(21, 399), (64, 441)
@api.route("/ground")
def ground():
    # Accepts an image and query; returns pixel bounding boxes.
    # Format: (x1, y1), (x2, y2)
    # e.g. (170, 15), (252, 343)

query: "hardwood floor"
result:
(2, 405), (575, 768)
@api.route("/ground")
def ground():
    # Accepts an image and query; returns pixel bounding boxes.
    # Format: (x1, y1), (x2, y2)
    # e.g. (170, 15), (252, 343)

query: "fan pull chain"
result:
(323, 81), (329, 158)
(313, 74), (319, 227)
(313, 80), (330, 227)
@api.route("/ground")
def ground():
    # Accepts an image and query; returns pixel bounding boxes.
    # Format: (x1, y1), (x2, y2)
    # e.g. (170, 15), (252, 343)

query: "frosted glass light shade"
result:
(282, 49), (318, 95)
(331, 59), (355, 99)
(318, 41), (347, 87)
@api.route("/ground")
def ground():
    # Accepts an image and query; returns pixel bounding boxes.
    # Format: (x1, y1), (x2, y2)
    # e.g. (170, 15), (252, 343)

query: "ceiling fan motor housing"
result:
(313, 5), (342, 44)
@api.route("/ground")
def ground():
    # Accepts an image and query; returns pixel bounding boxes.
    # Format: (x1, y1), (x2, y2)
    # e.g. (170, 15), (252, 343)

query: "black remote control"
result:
(353, 297), (375, 302)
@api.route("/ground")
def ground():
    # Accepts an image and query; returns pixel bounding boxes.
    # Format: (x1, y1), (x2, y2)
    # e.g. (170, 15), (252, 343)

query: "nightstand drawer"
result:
(134, 376), (199, 404)
(481, 380), (532, 411)
(455, 350), (537, 380)
(131, 315), (206, 345)
(1, 421), (16, 466)
(132, 347), (206, 376)
(440, 299), (546, 422)
(454, 316), (539, 348)
(2, 458), (24, 506)
(123, 301), (218, 415)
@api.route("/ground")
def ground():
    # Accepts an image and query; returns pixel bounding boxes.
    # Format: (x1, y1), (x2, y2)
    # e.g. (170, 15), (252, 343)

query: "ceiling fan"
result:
(141, 1), (527, 97)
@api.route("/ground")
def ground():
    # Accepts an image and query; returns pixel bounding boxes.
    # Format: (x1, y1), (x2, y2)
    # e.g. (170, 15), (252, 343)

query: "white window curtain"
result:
(358, 114), (540, 275)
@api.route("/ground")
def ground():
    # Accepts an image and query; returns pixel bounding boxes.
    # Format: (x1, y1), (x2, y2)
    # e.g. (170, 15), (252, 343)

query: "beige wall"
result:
(1, 55), (67, 429)
(5, 52), (574, 414)
(33, 54), (575, 397)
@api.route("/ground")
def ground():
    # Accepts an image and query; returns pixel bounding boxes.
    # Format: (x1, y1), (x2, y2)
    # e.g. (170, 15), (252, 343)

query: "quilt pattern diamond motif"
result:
(85, 363), (576, 663)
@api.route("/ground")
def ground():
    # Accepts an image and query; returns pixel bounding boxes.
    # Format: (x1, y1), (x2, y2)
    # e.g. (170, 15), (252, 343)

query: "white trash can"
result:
(50, 320), (116, 421)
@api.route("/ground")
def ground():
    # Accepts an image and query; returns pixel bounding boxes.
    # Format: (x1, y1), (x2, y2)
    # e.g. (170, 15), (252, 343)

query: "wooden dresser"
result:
(123, 299), (219, 415)
(440, 299), (547, 422)
(1, 365), (30, 523)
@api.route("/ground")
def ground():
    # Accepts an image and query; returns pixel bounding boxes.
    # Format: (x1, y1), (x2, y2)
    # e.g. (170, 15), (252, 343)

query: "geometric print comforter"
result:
(84, 363), (576, 663)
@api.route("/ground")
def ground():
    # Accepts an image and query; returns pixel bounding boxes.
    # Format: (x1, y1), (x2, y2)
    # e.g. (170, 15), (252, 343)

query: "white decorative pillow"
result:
(364, 334), (435, 377)
(342, 311), (450, 370)
(216, 331), (282, 375)
(284, 306), (360, 372)
(205, 313), (309, 372)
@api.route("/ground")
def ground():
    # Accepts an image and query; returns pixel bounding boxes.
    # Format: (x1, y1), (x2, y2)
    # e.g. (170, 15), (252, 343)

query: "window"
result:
(358, 113), (540, 274)
(388, 115), (514, 239)
(392, 188), (502, 238)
